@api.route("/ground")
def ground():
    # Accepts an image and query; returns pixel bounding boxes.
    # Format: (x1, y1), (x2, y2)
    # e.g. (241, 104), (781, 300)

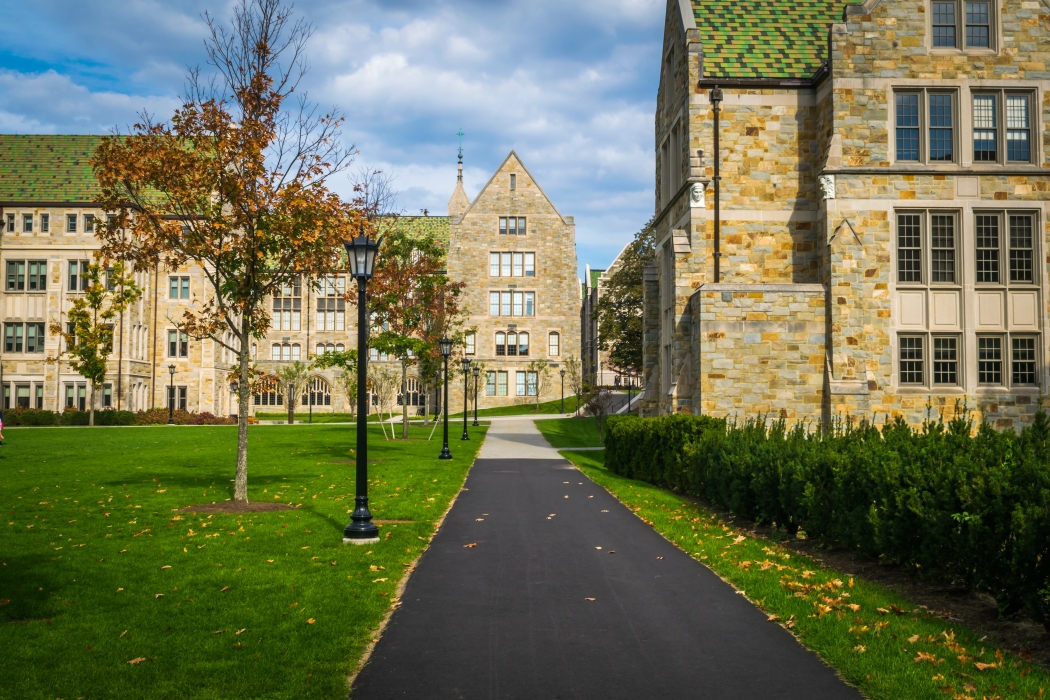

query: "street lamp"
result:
(342, 226), (382, 545)
(460, 356), (471, 441)
(626, 369), (633, 412)
(438, 336), (453, 459)
(167, 364), (176, 424)
(560, 368), (565, 414)
(472, 364), (480, 427)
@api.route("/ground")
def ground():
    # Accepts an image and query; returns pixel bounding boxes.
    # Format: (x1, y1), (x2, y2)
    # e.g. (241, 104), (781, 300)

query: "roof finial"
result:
(457, 128), (464, 164)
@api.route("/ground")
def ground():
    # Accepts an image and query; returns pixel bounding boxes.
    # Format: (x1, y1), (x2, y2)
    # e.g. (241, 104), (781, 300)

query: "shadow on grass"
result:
(0, 554), (68, 623)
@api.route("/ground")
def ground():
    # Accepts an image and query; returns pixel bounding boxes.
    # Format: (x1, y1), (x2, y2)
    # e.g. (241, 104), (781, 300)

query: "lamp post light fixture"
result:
(460, 356), (471, 441)
(472, 364), (480, 427)
(438, 337), (453, 459)
(560, 368), (565, 414)
(342, 226), (382, 545)
(167, 364), (176, 424)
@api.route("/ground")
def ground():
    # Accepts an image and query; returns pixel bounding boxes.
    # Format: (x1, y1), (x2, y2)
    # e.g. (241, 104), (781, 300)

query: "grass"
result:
(534, 416), (603, 448)
(559, 449), (1050, 700)
(450, 395), (580, 418)
(254, 412), (396, 423)
(0, 422), (486, 700)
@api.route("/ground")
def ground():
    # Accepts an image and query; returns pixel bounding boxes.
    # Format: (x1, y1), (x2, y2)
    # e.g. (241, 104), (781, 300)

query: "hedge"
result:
(605, 411), (1050, 631)
(2, 408), (234, 426)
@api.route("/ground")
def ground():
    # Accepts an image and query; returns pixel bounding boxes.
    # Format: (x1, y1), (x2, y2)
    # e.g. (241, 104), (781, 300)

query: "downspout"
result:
(710, 85), (723, 283)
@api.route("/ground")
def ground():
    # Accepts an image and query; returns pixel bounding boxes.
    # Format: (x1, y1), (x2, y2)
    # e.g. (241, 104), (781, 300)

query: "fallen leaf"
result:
(853, 645), (866, 653)
(235, 628), (246, 635)
(306, 618), (315, 624)
(608, 550), (616, 554)
(915, 652), (942, 664)
(127, 657), (151, 665)
(595, 546), (602, 550)
(476, 518), (484, 521)
(733, 535), (745, 544)
(584, 598), (595, 601)
(588, 496), (594, 499)
(877, 607), (890, 614)
(601, 510), (609, 513)
(267, 559), (274, 563)
(213, 629), (225, 635)
(564, 495), (568, 499)
(373, 578), (388, 583)
(974, 662), (997, 671)
(463, 543), (477, 548)
(767, 614), (779, 622)
(160, 565), (171, 570)
(656, 556), (664, 560)
(220, 586), (229, 593)
(908, 635), (920, 643)
(963, 682), (976, 692)
(154, 593), (164, 599)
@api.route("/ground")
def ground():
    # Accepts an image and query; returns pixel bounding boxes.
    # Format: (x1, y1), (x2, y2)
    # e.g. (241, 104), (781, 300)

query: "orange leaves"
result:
(973, 662), (997, 671)
(915, 651), (944, 665)
(463, 543), (476, 548)
(126, 657), (154, 665)
(306, 618), (315, 625)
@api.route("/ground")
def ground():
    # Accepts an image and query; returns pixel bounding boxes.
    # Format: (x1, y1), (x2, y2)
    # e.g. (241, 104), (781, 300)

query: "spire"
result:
(448, 128), (470, 216)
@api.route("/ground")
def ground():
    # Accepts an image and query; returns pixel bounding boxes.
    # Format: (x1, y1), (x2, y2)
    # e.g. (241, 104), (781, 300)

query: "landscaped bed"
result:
(0, 422), (486, 699)
(556, 432), (1050, 700)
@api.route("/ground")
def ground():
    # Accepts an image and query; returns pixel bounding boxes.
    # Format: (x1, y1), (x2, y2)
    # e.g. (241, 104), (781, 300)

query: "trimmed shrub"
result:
(4, 408), (234, 427)
(2, 408), (59, 426)
(606, 411), (1050, 631)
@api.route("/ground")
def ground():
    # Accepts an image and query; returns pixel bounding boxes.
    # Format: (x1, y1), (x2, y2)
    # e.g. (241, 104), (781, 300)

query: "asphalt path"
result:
(351, 420), (861, 699)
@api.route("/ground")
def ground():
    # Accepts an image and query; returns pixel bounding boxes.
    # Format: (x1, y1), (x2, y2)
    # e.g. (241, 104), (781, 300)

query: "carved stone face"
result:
(818, 174), (835, 200)
(689, 183), (705, 206)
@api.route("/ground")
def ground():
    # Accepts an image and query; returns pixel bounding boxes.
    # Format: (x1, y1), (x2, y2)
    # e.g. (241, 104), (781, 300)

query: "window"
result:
(516, 371), (538, 397)
(15, 384), (29, 409)
(974, 212), (1037, 285)
(524, 253), (535, 277)
(899, 336), (925, 384)
(970, 92), (1034, 164)
(316, 275), (345, 331)
(497, 371), (508, 396)
(272, 344), (281, 361)
(169, 276), (190, 299)
(929, 94), (954, 161)
(518, 332), (529, 356)
(5, 214), (13, 232)
(548, 332), (560, 356)
(896, 211), (958, 284)
(272, 283), (302, 331)
(507, 331), (518, 356)
(66, 214), (77, 233)
(168, 330), (188, 358)
(41, 214), (49, 233)
(932, 336), (959, 385)
(896, 94), (920, 161)
(510, 173), (516, 190)
(966, 1), (990, 47)
(1009, 213), (1034, 282)
(975, 214), (1000, 282)
(893, 91), (957, 163)
(6, 260), (25, 290)
(22, 214), (32, 233)
(102, 384), (113, 408)
(1007, 95), (1031, 162)
(495, 332), (506, 356)
(68, 260), (88, 291)
(490, 292), (500, 316)
(27, 261), (45, 291)
(168, 386), (188, 411)
(498, 217), (526, 235)
(305, 377), (332, 407)
(1012, 337), (1037, 385)
(978, 336), (1002, 384)
(973, 95), (996, 161)
(465, 333), (475, 355)
(932, 1), (957, 46)
(369, 348), (390, 362)
(4, 323), (23, 352)
(490, 253), (499, 276)
(291, 344), (301, 361)
(35, 384), (43, 409)
(84, 214), (95, 233)
(486, 371), (497, 396)
(25, 323), (44, 353)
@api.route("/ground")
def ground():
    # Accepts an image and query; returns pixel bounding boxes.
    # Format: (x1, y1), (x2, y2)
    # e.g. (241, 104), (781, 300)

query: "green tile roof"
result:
(0, 135), (107, 203)
(694, 0), (855, 80)
(589, 269), (604, 289)
(389, 215), (450, 248)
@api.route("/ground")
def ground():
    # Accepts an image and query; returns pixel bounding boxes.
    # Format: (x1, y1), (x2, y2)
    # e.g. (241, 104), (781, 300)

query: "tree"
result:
(369, 227), (448, 439)
(564, 355), (583, 417)
(92, 0), (357, 503)
(367, 365), (399, 440)
(313, 349), (358, 414)
(276, 360), (309, 424)
(594, 218), (655, 374)
(527, 359), (551, 411)
(585, 386), (616, 443)
(49, 257), (141, 426)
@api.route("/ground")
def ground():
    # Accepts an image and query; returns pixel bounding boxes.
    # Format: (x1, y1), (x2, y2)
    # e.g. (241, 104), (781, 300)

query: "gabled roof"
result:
(461, 151), (571, 225)
(388, 215), (451, 248)
(0, 135), (107, 204)
(693, 0), (855, 80)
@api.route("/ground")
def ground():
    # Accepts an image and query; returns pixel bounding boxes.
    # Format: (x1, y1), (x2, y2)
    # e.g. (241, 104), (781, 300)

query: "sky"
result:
(0, 0), (664, 276)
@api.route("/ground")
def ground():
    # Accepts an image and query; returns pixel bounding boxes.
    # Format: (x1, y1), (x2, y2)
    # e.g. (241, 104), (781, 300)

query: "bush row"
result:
(605, 411), (1050, 631)
(2, 407), (235, 426)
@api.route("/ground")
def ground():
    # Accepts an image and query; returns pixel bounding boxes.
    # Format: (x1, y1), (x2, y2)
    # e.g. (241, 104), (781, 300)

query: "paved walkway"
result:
(351, 419), (860, 699)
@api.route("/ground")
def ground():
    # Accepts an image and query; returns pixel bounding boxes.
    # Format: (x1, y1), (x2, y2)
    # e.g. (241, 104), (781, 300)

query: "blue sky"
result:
(0, 0), (663, 276)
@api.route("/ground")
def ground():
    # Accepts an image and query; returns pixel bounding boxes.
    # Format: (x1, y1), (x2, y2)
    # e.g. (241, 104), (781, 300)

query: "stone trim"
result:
(701, 321), (825, 333)
(829, 380), (870, 396)
(695, 283), (825, 293)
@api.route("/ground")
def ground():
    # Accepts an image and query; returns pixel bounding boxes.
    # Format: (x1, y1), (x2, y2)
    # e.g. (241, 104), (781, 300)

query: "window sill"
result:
(928, 47), (998, 56)
(895, 386), (967, 394)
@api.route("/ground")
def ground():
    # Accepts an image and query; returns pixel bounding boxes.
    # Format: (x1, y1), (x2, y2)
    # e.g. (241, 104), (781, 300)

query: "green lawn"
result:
(254, 412), (400, 423)
(450, 395), (580, 418)
(559, 449), (1050, 700)
(0, 422), (486, 700)
(534, 416), (603, 448)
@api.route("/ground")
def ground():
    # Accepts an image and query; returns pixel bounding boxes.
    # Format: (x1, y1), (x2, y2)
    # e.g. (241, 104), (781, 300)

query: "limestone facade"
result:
(0, 140), (579, 416)
(645, 0), (1050, 429)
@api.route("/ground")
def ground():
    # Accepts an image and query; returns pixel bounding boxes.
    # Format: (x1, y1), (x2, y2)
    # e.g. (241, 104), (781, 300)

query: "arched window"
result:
(518, 332), (529, 356)
(507, 331), (518, 356)
(253, 375), (283, 406)
(336, 343), (345, 352)
(303, 376), (332, 407)
(271, 344), (280, 361)
(397, 377), (422, 407)
(495, 332), (506, 356)
(282, 343), (291, 361)
(548, 332), (560, 356)
(291, 344), (301, 361)
(316, 343), (326, 356)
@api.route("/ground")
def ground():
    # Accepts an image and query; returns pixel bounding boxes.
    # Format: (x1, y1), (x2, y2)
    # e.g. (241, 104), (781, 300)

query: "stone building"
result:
(0, 137), (579, 415)
(644, 0), (1050, 429)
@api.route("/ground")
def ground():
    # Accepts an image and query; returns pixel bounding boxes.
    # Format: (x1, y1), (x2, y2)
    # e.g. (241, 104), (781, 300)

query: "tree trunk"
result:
(401, 360), (409, 439)
(235, 329), (250, 503)
(287, 383), (294, 425)
(422, 379), (429, 427)
(89, 383), (96, 426)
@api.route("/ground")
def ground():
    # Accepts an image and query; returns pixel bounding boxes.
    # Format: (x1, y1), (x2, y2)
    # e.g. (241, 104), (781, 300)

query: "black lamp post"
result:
(167, 364), (175, 424)
(460, 356), (471, 440)
(342, 226), (382, 545)
(438, 336), (453, 460)
(560, 368), (565, 414)
(472, 365), (480, 427)
(627, 369), (633, 412)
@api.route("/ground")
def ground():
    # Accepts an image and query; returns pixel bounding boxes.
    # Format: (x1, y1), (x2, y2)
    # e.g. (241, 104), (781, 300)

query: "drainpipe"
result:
(710, 85), (723, 283)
